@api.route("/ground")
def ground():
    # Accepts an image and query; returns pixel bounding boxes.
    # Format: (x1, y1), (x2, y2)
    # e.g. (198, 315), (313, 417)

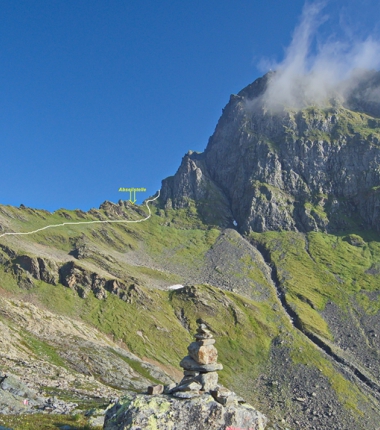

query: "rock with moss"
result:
(103, 393), (267, 430)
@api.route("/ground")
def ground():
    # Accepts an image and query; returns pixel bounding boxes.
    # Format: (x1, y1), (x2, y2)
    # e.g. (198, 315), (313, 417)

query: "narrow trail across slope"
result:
(0, 191), (160, 238)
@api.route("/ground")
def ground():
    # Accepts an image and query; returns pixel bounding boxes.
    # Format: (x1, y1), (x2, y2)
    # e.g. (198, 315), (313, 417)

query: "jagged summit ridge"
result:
(161, 71), (380, 233)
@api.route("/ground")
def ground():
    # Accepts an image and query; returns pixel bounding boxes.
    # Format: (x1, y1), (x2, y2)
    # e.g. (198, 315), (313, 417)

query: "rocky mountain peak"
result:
(161, 70), (380, 233)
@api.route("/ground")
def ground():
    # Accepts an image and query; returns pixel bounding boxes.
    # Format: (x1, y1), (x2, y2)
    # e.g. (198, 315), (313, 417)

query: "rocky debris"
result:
(321, 301), (380, 382)
(37, 396), (78, 414)
(201, 229), (273, 300)
(0, 373), (77, 415)
(0, 371), (83, 416)
(147, 384), (164, 395)
(103, 393), (268, 430)
(249, 339), (380, 430)
(146, 229), (273, 303)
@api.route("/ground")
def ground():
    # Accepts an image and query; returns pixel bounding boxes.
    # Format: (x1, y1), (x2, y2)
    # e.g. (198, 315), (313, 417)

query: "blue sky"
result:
(1, 0), (380, 211)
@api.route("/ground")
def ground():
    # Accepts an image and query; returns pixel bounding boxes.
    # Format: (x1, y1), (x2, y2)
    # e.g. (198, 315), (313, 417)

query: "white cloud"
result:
(259, 1), (380, 110)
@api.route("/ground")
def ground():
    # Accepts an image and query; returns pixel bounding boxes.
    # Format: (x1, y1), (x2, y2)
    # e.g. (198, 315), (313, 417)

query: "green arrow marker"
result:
(118, 187), (147, 204)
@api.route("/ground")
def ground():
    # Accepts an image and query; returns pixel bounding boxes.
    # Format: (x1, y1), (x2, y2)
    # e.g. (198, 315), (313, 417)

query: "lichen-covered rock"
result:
(103, 393), (267, 430)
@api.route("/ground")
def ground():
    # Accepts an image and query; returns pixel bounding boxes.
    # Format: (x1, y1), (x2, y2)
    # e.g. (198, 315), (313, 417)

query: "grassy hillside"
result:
(1, 200), (380, 429)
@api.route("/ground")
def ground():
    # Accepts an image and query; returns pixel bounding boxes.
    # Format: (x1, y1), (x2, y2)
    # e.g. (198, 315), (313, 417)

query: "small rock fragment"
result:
(147, 384), (164, 395)
(187, 342), (218, 365)
(199, 371), (218, 391)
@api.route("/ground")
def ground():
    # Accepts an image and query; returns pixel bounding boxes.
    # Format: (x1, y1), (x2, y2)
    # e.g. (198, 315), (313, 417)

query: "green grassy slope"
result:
(1, 201), (380, 428)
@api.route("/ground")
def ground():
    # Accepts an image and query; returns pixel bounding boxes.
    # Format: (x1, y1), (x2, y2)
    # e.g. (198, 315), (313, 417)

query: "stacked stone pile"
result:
(146, 322), (247, 406)
(170, 323), (223, 398)
(104, 322), (268, 429)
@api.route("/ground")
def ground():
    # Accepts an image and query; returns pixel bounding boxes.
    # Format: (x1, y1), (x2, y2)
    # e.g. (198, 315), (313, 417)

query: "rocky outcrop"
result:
(59, 261), (107, 298)
(0, 373), (77, 415)
(103, 393), (267, 430)
(59, 261), (150, 301)
(161, 71), (380, 233)
(15, 255), (58, 285)
(161, 151), (233, 227)
(2, 244), (144, 301)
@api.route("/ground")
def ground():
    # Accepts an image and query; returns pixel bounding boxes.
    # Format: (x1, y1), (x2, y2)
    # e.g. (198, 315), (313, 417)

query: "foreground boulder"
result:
(103, 392), (267, 430)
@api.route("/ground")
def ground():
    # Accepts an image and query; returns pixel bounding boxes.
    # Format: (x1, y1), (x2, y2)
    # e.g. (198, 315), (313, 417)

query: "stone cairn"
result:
(148, 322), (242, 404)
(172, 322), (222, 398)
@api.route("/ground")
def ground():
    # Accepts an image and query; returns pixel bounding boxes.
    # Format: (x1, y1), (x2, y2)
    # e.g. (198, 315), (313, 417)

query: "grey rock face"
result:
(14, 255), (59, 285)
(103, 393), (268, 430)
(161, 71), (380, 233)
(161, 151), (233, 227)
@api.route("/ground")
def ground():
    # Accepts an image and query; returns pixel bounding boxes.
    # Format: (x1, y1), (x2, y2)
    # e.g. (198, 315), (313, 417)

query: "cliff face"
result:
(161, 72), (380, 233)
